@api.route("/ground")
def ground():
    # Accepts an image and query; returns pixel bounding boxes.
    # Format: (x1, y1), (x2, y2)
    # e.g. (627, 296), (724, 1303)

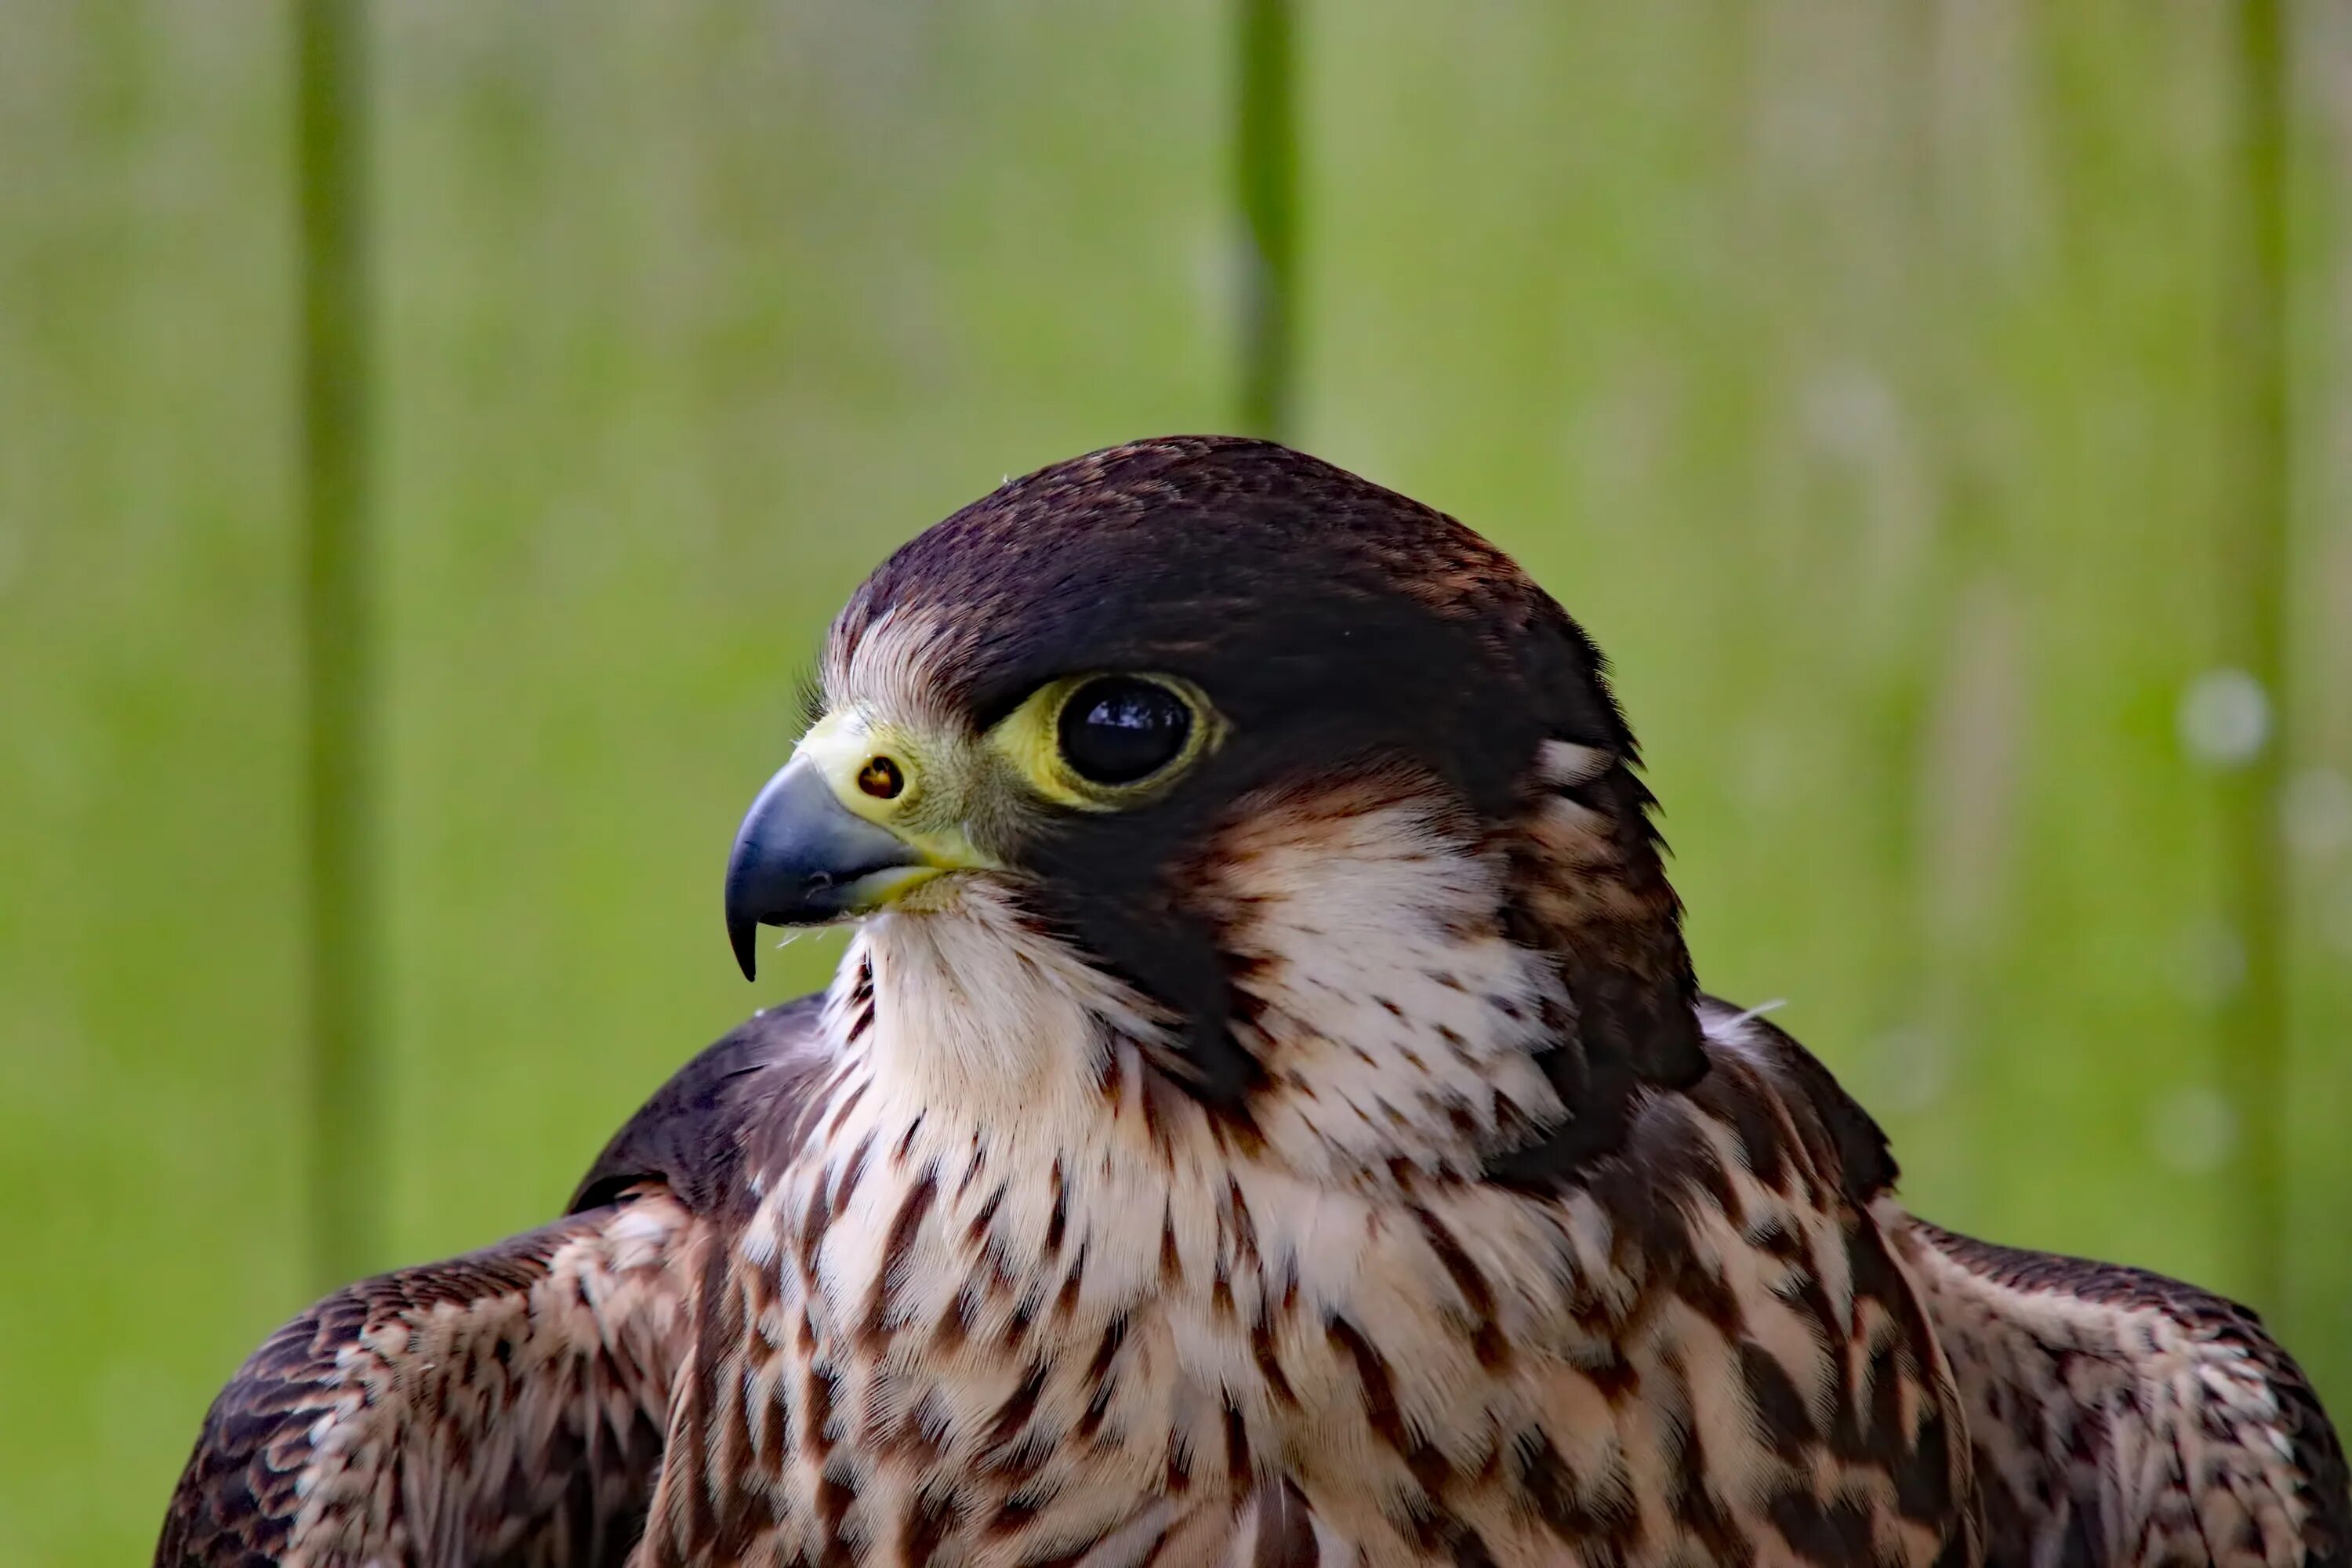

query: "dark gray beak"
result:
(723, 754), (923, 979)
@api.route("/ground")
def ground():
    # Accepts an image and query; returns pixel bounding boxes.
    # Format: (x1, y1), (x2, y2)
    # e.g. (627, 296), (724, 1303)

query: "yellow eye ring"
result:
(987, 673), (1222, 809)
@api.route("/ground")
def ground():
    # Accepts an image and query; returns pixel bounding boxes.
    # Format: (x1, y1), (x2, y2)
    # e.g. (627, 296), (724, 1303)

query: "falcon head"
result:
(725, 437), (1703, 1181)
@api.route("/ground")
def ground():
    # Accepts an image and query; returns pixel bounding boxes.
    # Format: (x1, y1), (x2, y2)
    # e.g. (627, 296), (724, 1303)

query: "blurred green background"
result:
(5, 2), (2350, 1562)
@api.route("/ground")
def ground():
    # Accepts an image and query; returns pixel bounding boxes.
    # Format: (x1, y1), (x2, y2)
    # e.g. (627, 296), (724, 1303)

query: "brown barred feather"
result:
(1895, 1218), (2350, 1568)
(1722, 1004), (2350, 1568)
(154, 1003), (830, 1568)
(153, 1196), (689, 1568)
(622, 905), (1986, 1568)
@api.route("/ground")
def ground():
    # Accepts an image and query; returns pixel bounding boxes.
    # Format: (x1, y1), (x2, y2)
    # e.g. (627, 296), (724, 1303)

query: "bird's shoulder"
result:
(1520, 995), (1900, 1230)
(1898, 1217), (2350, 1568)
(154, 1200), (689, 1567)
(1453, 1000), (1984, 1567)
(569, 992), (837, 1219)
(157, 1004), (834, 1567)
(1686, 996), (1899, 1203)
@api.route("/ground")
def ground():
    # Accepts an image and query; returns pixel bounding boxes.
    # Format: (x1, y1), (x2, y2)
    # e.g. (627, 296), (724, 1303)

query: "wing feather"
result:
(154, 1192), (695, 1568)
(1704, 1000), (2347, 1568)
(156, 997), (833, 1567)
(1894, 1214), (2349, 1568)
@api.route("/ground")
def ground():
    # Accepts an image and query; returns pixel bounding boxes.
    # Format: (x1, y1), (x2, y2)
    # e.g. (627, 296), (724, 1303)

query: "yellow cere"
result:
(793, 708), (998, 873)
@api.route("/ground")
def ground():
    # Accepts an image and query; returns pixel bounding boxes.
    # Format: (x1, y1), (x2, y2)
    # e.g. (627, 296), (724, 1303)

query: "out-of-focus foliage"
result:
(2, 4), (2347, 1564)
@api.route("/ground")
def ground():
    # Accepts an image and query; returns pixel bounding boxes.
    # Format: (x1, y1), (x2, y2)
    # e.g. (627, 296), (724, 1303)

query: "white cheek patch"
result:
(1196, 776), (1568, 1180)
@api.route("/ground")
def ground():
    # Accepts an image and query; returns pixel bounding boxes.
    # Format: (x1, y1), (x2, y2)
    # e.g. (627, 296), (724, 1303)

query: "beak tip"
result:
(724, 752), (925, 978)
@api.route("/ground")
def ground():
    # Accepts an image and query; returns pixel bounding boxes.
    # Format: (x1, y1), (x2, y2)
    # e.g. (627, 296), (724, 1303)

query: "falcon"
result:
(158, 437), (2347, 1568)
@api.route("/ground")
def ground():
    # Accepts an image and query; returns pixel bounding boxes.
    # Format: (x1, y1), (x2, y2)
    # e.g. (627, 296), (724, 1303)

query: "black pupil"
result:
(1058, 678), (1191, 785)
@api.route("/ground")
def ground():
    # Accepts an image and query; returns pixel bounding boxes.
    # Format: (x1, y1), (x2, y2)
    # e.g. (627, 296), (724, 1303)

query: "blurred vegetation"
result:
(3, 4), (2350, 1563)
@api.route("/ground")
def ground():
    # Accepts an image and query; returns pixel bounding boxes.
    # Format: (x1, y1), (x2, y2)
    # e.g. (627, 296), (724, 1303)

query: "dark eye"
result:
(1057, 677), (1193, 786)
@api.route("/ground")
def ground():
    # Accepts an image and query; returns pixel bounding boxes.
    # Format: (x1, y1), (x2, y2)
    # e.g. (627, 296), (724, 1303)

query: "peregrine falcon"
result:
(158, 437), (2346, 1568)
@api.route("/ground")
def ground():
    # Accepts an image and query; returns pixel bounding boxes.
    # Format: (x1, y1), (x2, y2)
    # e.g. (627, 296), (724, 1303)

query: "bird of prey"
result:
(158, 437), (2345, 1568)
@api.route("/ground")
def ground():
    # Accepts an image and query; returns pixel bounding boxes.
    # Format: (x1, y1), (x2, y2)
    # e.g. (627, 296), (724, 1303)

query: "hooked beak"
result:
(722, 754), (930, 979)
